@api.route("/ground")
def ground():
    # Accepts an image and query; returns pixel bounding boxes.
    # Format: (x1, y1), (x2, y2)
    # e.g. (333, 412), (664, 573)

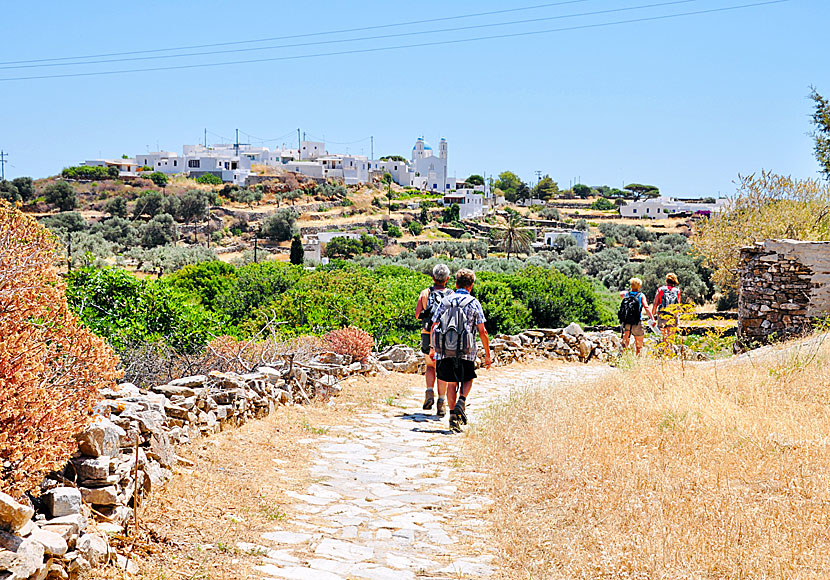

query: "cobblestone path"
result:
(244, 363), (609, 580)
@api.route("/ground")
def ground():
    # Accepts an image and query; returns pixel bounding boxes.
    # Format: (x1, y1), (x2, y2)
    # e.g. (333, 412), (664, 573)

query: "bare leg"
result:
(634, 335), (644, 355)
(436, 379), (447, 397)
(425, 363), (436, 391)
(447, 380), (473, 412)
(622, 330), (631, 351)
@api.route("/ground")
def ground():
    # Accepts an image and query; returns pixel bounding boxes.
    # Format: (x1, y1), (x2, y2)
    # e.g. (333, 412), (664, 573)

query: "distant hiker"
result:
(416, 263), (453, 416)
(652, 272), (682, 344)
(618, 277), (654, 356)
(431, 268), (491, 433)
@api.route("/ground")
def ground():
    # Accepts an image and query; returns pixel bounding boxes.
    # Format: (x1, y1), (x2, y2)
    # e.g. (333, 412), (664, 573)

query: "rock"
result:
(0, 532), (45, 580)
(43, 489), (81, 518)
(115, 554), (139, 575)
(0, 493), (34, 533)
(208, 371), (247, 390)
(151, 385), (196, 398)
(164, 403), (189, 420)
(315, 352), (348, 366)
(75, 419), (125, 457)
(76, 534), (108, 566)
(168, 375), (208, 388)
(377, 345), (412, 363)
(564, 322), (584, 337)
(146, 432), (175, 469)
(74, 458), (109, 483)
(66, 554), (90, 580)
(79, 486), (117, 507)
(28, 527), (67, 556)
(46, 560), (68, 580)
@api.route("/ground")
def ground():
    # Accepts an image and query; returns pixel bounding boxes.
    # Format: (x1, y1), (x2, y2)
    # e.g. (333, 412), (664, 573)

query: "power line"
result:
(0, 0), (595, 66)
(0, 0), (704, 71)
(304, 133), (372, 146)
(0, 1), (790, 82)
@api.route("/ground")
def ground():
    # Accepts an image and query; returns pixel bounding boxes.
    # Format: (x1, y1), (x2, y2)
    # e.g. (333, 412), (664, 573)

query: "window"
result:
(633, 208), (637, 214)
(173, 160), (177, 166)
(188, 159), (200, 168)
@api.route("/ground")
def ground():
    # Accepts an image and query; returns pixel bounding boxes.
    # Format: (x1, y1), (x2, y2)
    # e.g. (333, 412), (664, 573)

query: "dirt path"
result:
(243, 362), (610, 580)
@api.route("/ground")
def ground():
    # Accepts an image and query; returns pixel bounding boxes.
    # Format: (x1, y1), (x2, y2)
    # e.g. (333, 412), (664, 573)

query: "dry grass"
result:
(468, 335), (830, 579)
(97, 372), (416, 580)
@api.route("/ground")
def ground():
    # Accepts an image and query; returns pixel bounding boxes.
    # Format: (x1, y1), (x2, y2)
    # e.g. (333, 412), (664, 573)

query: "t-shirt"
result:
(417, 286), (451, 332)
(431, 289), (486, 362)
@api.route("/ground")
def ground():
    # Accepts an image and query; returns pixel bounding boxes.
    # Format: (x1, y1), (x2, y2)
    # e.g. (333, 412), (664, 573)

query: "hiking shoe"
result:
(436, 399), (446, 417)
(453, 399), (468, 425)
(422, 390), (434, 411)
(448, 411), (462, 433)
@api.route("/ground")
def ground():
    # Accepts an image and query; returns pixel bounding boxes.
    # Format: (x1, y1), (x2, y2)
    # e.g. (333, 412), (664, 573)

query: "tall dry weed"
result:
(470, 345), (830, 579)
(0, 200), (120, 497)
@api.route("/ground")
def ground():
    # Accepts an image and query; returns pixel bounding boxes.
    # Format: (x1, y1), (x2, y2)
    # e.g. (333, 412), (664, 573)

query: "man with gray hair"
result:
(416, 263), (453, 416)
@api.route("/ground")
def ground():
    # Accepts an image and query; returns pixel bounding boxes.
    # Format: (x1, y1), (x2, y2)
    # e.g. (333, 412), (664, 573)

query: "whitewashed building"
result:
(83, 158), (138, 177)
(443, 188), (485, 220)
(620, 197), (727, 218)
(544, 229), (589, 250)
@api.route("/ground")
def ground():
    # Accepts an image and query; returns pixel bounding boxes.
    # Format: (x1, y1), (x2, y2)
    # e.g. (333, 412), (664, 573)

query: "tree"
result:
(196, 173), (222, 185)
(409, 220), (423, 235)
(0, 200), (119, 496)
(141, 213), (177, 248)
(624, 183), (660, 201)
(533, 176), (560, 200)
(92, 216), (139, 250)
(515, 182), (531, 203)
(237, 188), (263, 209)
(442, 203), (460, 224)
(0, 181), (21, 203)
(11, 177), (34, 202)
(40, 212), (88, 234)
(419, 206), (429, 225)
(325, 236), (363, 259)
(466, 174), (485, 186)
(43, 181), (77, 211)
(574, 218), (589, 231)
(573, 183), (593, 199)
(380, 155), (406, 162)
(104, 196), (128, 218)
(149, 172), (169, 188)
(810, 86), (830, 180)
(361, 234), (382, 254)
(133, 190), (164, 218)
(692, 171), (830, 292)
(179, 190), (209, 242)
(290, 235), (305, 265)
(383, 173), (394, 216)
(495, 213), (534, 259)
(494, 171), (522, 199)
(591, 197), (615, 210)
(262, 208), (298, 242)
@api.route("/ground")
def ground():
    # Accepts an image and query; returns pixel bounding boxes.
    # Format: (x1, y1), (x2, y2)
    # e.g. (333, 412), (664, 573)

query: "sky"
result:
(0, 0), (826, 197)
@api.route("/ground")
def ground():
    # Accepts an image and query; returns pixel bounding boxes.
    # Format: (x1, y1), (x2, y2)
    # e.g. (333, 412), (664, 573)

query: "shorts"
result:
(421, 333), (432, 355)
(436, 358), (477, 383)
(621, 322), (645, 337)
(657, 313), (678, 329)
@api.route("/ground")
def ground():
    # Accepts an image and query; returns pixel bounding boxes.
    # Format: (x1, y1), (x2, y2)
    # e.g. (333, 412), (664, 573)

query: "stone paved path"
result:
(244, 363), (610, 580)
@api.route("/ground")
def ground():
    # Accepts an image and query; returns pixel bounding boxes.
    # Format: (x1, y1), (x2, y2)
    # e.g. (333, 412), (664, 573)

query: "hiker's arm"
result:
(415, 290), (426, 319)
(477, 323), (491, 368)
(651, 289), (661, 318)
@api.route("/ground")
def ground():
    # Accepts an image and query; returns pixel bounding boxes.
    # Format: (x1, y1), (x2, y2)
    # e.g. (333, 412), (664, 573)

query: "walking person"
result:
(431, 268), (491, 433)
(652, 272), (682, 344)
(415, 263), (453, 416)
(618, 277), (655, 356)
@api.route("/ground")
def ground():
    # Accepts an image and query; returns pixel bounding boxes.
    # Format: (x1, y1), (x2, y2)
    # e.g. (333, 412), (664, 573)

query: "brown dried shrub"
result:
(0, 200), (121, 498)
(323, 326), (373, 363)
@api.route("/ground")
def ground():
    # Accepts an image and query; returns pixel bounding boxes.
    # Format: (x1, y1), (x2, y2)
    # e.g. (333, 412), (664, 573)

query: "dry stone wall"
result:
(739, 240), (830, 343)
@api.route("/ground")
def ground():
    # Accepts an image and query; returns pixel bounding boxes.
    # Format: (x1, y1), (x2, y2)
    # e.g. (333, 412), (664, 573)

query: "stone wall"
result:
(738, 240), (830, 343)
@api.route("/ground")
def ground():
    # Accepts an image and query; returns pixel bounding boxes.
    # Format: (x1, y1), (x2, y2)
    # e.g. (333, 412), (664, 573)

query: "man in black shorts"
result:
(430, 268), (491, 432)
(415, 263), (453, 416)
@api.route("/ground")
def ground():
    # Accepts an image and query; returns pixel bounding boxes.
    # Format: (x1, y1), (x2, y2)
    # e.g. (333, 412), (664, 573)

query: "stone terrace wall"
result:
(738, 240), (830, 343)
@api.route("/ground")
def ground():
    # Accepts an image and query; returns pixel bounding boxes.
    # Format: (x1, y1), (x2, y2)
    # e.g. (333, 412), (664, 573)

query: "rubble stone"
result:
(43, 489), (81, 518)
(75, 419), (125, 458)
(0, 493), (34, 533)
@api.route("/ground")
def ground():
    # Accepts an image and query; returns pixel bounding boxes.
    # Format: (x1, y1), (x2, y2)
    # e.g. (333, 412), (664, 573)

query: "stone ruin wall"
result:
(738, 240), (830, 343)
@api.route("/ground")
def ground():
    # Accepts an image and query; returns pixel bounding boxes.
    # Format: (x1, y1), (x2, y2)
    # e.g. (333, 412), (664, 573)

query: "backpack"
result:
(659, 286), (680, 310)
(419, 287), (453, 322)
(618, 291), (642, 325)
(432, 294), (476, 359)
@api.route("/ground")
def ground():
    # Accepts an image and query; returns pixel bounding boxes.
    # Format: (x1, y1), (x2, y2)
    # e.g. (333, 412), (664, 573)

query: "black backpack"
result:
(618, 292), (642, 325)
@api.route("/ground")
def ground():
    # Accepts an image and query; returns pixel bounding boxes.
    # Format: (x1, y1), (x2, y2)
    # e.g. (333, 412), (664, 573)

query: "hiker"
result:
(415, 263), (453, 416)
(431, 268), (491, 433)
(618, 277), (655, 356)
(652, 272), (682, 344)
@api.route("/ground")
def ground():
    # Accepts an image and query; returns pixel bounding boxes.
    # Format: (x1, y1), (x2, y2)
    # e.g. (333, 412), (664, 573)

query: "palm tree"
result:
(495, 213), (534, 260)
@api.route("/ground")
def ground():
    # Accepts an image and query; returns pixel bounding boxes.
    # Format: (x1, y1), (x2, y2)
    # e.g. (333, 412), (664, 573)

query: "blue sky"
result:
(0, 0), (825, 197)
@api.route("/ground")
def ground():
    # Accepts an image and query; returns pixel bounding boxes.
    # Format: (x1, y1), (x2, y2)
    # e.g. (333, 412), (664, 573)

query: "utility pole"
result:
(535, 170), (542, 187)
(253, 228), (258, 264)
(204, 128), (207, 148)
(297, 128), (301, 152)
(370, 136), (374, 161)
(235, 129), (239, 156)
(0, 151), (7, 181)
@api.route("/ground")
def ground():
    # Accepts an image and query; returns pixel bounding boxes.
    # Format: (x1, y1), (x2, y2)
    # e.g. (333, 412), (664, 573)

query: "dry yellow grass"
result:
(468, 336), (830, 579)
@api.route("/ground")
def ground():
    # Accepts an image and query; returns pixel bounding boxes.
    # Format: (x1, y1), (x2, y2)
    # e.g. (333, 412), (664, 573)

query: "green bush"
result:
(43, 181), (78, 211)
(387, 225), (403, 238)
(409, 221), (423, 235)
(473, 280), (532, 335)
(590, 197), (616, 211)
(149, 172), (169, 187)
(196, 173), (223, 185)
(66, 267), (221, 353)
(61, 165), (118, 181)
(261, 208), (298, 241)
